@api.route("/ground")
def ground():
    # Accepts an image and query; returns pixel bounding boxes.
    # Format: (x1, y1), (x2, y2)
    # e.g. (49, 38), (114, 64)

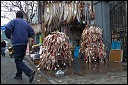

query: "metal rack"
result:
(109, 1), (127, 61)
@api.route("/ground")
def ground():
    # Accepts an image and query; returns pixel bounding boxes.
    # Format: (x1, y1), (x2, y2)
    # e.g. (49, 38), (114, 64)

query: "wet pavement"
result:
(39, 57), (127, 84)
(1, 55), (51, 84)
(2, 54), (126, 84)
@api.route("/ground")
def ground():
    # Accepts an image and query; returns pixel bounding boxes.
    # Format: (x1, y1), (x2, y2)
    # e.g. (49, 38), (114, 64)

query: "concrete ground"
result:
(38, 58), (127, 84)
(52, 71), (127, 84)
(1, 55), (51, 84)
(1, 54), (127, 84)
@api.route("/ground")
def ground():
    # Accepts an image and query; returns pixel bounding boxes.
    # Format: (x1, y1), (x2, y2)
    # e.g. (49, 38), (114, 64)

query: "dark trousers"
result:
(73, 57), (80, 73)
(13, 45), (32, 77)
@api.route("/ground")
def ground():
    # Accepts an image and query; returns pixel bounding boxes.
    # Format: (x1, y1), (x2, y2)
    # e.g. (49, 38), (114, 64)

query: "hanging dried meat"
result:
(37, 31), (73, 70)
(73, 2), (77, 22)
(47, 3), (53, 26)
(44, 3), (50, 26)
(63, 3), (69, 22)
(77, 1), (85, 23)
(66, 3), (72, 23)
(80, 25), (107, 63)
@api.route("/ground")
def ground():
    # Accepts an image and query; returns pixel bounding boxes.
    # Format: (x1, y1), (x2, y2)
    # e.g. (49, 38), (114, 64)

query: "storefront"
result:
(31, 1), (127, 67)
(41, 1), (95, 48)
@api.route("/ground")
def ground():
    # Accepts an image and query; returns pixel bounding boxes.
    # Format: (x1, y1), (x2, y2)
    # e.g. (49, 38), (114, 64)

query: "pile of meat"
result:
(80, 25), (106, 63)
(37, 31), (73, 70)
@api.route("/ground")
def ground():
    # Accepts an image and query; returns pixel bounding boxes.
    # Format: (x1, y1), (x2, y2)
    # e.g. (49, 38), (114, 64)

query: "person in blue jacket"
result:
(73, 40), (80, 58)
(4, 11), (35, 83)
(73, 40), (80, 73)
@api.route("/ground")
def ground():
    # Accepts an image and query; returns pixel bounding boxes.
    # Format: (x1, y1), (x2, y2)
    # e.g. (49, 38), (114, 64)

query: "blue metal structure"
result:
(1, 26), (12, 46)
(94, 1), (111, 59)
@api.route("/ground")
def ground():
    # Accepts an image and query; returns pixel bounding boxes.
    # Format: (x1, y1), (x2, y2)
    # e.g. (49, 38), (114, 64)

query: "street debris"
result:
(55, 70), (65, 77)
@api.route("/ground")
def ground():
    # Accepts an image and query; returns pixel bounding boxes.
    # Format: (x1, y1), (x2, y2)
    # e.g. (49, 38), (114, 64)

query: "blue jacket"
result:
(5, 18), (35, 46)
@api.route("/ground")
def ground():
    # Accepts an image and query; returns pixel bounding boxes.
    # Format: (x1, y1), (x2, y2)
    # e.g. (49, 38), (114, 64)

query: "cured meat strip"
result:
(37, 31), (73, 70)
(80, 25), (106, 63)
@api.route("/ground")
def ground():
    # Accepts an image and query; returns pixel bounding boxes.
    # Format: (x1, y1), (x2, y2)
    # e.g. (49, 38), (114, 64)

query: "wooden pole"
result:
(41, 1), (45, 42)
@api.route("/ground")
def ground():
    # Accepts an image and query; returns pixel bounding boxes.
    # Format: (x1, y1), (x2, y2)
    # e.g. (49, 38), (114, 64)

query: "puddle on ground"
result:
(40, 57), (127, 78)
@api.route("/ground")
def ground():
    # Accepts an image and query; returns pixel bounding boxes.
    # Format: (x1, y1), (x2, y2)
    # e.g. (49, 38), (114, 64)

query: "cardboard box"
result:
(109, 50), (123, 62)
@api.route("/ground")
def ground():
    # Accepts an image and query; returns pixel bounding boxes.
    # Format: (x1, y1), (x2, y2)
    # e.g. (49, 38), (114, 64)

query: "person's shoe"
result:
(14, 76), (22, 80)
(29, 71), (35, 83)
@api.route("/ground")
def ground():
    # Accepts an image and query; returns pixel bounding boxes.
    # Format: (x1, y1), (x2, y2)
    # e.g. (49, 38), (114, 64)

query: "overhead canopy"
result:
(1, 26), (6, 30)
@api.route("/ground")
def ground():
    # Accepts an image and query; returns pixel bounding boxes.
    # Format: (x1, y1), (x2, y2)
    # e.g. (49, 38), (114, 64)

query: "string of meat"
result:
(80, 25), (107, 63)
(37, 31), (73, 70)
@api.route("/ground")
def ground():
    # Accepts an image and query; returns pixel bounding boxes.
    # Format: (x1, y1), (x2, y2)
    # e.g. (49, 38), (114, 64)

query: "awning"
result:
(1, 26), (6, 30)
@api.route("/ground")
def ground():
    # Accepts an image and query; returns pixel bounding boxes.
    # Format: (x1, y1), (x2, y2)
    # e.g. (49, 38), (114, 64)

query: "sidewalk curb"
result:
(24, 55), (52, 84)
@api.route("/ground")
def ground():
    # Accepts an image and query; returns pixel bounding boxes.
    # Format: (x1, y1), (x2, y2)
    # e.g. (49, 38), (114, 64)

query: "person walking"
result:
(1, 40), (6, 56)
(4, 11), (35, 83)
